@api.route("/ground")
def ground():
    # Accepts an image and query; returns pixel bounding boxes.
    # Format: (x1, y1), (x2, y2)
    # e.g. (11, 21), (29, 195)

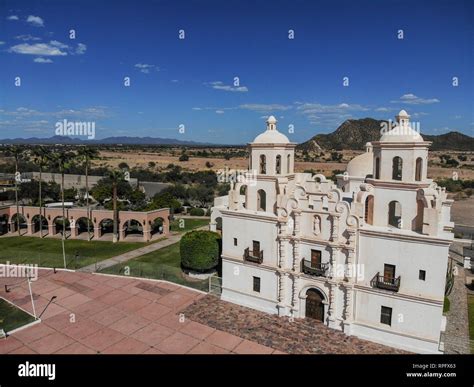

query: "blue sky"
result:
(0, 0), (473, 144)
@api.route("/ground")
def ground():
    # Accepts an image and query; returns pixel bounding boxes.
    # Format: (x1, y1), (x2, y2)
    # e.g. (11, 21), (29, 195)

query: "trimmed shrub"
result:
(180, 230), (220, 272)
(189, 207), (205, 216)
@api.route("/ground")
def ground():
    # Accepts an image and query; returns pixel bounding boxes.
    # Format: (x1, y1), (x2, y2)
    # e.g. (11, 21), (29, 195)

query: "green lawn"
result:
(101, 242), (209, 292)
(0, 236), (151, 269)
(0, 298), (36, 333)
(170, 218), (209, 233)
(468, 294), (474, 353)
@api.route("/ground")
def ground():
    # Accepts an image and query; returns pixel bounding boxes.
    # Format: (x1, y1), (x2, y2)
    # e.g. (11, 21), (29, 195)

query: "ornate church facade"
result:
(210, 111), (453, 353)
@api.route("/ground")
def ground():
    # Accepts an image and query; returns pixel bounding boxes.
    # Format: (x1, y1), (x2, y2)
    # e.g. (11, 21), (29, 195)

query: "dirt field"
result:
(96, 149), (474, 180)
(451, 197), (474, 227)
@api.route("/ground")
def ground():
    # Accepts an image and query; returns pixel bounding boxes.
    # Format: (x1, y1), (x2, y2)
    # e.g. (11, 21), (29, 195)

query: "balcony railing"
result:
(244, 247), (263, 264)
(370, 272), (401, 292)
(301, 260), (329, 277)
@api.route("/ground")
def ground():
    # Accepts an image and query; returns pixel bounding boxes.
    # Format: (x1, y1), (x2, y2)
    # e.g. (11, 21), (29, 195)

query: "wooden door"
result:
(252, 241), (260, 257)
(384, 264), (396, 280)
(311, 250), (321, 267)
(305, 289), (324, 322)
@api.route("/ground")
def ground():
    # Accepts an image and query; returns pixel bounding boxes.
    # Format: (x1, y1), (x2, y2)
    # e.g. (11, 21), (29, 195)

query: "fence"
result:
(96, 261), (211, 293)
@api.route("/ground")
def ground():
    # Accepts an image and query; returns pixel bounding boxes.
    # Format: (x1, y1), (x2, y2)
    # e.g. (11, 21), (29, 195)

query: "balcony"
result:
(244, 247), (263, 264)
(301, 260), (329, 277)
(370, 272), (401, 292)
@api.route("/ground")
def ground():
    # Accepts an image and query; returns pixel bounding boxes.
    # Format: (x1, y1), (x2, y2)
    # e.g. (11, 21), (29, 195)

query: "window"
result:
(233, 238), (237, 246)
(419, 270), (426, 281)
(276, 155), (281, 174)
(257, 189), (266, 211)
(259, 155), (266, 174)
(365, 195), (374, 225)
(375, 157), (380, 179)
(253, 276), (261, 293)
(287, 154), (291, 173)
(388, 201), (402, 228)
(380, 306), (392, 326)
(415, 157), (423, 181)
(392, 156), (403, 181)
(240, 185), (247, 208)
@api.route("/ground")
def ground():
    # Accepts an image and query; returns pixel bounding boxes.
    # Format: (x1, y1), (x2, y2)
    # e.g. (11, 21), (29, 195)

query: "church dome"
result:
(380, 109), (424, 143)
(346, 151), (374, 177)
(252, 115), (290, 144)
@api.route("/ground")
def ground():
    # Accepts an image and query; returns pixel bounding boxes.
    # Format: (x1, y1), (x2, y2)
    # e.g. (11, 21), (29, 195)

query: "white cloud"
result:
(15, 34), (41, 41)
(192, 107), (202, 111)
(391, 93), (440, 105)
(7, 15), (19, 21)
(75, 43), (87, 55)
(134, 63), (159, 74)
(9, 42), (68, 56)
(50, 40), (69, 49)
(239, 103), (292, 112)
(34, 57), (53, 63)
(215, 110), (225, 114)
(26, 15), (44, 27)
(375, 107), (390, 112)
(0, 41), (4, 45)
(209, 81), (248, 92)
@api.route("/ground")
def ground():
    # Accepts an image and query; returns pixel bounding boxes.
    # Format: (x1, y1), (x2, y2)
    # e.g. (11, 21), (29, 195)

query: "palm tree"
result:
(76, 147), (99, 241)
(32, 146), (49, 238)
(48, 149), (75, 268)
(7, 145), (24, 235)
(107, 170), (125, 243)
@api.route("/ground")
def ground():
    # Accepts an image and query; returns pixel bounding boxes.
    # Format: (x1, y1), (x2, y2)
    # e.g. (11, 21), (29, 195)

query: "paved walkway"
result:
(444, 250), (471, 354)
(0, 270), (277, 354)
(183, 295), (407, 354)
(79, 226), (207, 273)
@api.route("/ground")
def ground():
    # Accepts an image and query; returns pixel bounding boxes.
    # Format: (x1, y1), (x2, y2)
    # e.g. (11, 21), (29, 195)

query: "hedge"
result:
(189, 208), (205, 216)
(180, 230), (220, 272)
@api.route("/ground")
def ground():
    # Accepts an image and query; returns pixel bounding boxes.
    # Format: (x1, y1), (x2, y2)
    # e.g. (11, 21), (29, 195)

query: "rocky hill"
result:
(298, 118), (474, 151)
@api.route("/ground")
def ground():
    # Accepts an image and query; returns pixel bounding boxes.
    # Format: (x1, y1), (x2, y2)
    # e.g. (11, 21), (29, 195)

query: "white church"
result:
(210, 111), (454, 353)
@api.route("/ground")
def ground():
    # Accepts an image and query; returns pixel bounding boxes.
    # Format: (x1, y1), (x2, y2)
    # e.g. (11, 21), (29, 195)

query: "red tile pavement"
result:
(0, 269), (278, 354)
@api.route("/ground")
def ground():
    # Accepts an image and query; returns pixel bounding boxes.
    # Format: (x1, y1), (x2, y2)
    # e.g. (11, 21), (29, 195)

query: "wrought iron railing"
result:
(371, 272), (401, 292)
(301, 260), (329, 277)
(244, 247), (263, 264)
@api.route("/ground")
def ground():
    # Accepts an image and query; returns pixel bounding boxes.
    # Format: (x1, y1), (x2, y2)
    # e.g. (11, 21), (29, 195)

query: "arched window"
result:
(392, 157), (403, 181)
(275, 155), (281, 174)
(388, 201), (402, 228)
(375, 157), (380, 179)
(365, 195), (374, 225)
(257, 189), (266, 211)
(287, 154), (291, 174)
(259, 155), (266, 174)
(415, 157), (422, 181)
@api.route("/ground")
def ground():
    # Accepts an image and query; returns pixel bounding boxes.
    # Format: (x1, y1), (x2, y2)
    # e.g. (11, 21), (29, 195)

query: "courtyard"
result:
(0, 269), (406, 354)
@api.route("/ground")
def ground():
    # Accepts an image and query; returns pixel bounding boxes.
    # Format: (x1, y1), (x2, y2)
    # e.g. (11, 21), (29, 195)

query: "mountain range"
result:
(298, 118), (474, 151)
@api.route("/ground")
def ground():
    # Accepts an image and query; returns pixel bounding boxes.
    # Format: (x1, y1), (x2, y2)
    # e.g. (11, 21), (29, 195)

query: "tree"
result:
(107, 170), (126, 243)
(118, 162), (129, 170)
(180, 230), (220, 272)
(188, 185), (214, 207)
(179, 154), (189, 162)
(6, 146), (25, 235)
(76, 147), (99, 241)
(150, 192), (181, 213)
(47, 149), (75, 267)
(31, 146), (49, 238)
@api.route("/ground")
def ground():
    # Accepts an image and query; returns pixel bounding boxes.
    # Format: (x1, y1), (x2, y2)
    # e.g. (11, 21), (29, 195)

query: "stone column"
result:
(343, 285), (354, 335)
(327, 283), (337, 327)
(70, 225), (77, 239)
(48, 222), (55, 236)
(330, 247), (340, 279)
(331, 214), (340, 242)
(292, 240), (300, 272)
(93, 227), (101, 240)
(26, 222), (34, 235)
(291, 275), (299, 312)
